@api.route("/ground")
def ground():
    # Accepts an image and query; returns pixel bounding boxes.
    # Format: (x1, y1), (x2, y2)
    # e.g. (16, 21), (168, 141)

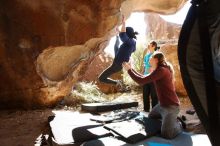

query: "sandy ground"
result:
(0, 109), (53, 146)
(0, 92), (203, 146)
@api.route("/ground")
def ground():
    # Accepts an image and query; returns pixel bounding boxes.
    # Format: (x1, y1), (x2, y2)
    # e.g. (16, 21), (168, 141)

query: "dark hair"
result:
(126, 27), (139, 39)
(150, 41), (160, 51)
(152, 51), (174, 76)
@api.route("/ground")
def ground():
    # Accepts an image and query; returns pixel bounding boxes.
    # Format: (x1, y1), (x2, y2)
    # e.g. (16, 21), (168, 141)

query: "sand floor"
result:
(0, 92), (203, 146)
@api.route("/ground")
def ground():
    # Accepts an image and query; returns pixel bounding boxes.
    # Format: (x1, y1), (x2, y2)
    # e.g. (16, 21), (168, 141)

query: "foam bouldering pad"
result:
(82, 133), (211, 146)
(104, 120), (149, 143)
(81, 137), (126, 146)
(136, 133), (211, 146)
(71, 125), (113, 142)
(90, 111), (140, 123)
(103, 117), (161, 143)
(49, 111), (112, 145)
(48, 111), (211, 146)
(81, 102), (138, 113)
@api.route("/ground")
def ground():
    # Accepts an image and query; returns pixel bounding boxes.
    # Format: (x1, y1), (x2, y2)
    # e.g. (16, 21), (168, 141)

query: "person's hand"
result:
(122, 62), (131, 71)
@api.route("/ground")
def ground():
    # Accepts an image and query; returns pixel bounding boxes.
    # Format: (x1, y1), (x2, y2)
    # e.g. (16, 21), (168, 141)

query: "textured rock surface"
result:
(121, 0), (187, 17)
(0, 0), (120, 108)
(0, 0), (187, 108)
(160, 44), (187, 96)
(144, 13), (186, 95)
(36, 38), (108, 106)
(145, 13), (181, 40)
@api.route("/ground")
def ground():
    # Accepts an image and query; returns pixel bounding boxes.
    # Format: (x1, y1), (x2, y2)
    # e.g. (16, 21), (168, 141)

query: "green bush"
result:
(122, 43), (145, 89)
(132, 43), (145, 71)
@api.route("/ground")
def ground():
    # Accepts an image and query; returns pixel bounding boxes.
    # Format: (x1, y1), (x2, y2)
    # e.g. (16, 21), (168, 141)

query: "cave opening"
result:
(101, 7), (190, 93)
(57, 2), (198, 129)
(64, 3), (193, 110)
(32, 1), (192, 108)
(0, 1), (214, 145)
(59, 2), (209, 144)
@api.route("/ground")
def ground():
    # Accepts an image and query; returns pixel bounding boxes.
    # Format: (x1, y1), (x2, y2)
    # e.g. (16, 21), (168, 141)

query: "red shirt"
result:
(128, 65), (180, 106)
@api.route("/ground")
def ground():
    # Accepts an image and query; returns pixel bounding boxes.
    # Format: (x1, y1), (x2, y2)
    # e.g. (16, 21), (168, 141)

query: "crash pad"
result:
(147, 142), (172, 146)
(81, 101), (138, 113)
(104, 118), (161, 143)
(49, 111), (112, 145)
(104, 120), (148, 143)
(81, 137), (126, 146)
(48, 111), (211, 146)
(82, 133), (211, 146)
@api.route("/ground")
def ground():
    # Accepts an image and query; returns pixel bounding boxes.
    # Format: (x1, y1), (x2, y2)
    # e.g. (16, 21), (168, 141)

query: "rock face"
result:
(0, 0), (120, 108)
(144, 13), (186, 95)
(145, 13), (181, 40)
(160, 44), (187, 96)
(0, 0), (187, 109)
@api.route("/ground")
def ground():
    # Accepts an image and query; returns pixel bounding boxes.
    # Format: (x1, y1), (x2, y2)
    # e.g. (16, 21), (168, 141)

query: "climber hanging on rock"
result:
(98, 15), (138, 91)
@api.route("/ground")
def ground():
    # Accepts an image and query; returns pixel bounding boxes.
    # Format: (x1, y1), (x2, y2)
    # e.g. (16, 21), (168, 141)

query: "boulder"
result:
(145, 13), (181, 40)
(144, 13), (186, 96)
(160, 44), (187, 96)
(0, 0), (187, 108)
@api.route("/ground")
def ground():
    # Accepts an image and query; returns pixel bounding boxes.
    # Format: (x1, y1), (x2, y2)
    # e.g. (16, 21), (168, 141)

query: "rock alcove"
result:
(0, 0), (187, 109)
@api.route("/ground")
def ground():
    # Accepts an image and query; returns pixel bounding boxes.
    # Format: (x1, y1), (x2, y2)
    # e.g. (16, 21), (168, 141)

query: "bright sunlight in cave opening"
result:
(104, 12), (146, 58)
(104, 1), (191, 57)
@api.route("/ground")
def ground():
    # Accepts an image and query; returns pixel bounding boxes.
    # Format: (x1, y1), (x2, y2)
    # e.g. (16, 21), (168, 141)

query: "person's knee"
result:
(161, 127), (182, 139)
(161, 130), (176, 139)
(148, 111), (161, 119)
(148, 112), (154, 118)
(148, 105), (161, 119)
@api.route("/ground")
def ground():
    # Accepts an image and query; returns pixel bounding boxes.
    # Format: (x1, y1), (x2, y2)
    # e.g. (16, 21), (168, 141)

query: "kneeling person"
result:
(123, 51), (182, 139)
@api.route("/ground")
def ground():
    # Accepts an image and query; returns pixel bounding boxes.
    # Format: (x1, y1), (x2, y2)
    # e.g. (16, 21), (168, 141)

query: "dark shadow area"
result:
(81, 136), (125, 146)
(72, 125), (113, 143)
(82, 139), (105, 146)
(103, 117), (161, 144)
(0, 109), (54, 146)
(81, 102), (138, 113)
(81, 132), (193, 146)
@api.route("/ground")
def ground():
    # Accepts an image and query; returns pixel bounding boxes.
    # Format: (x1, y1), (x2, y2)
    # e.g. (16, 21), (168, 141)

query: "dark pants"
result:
(114, 36), (120, 56)
(149, 104), (182, 139)
(143, 82), (158, 112)
(98, 62), (122, 85)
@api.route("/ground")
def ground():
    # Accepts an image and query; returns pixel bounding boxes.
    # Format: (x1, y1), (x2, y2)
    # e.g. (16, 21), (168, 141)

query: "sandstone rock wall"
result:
(160, 44), (187, 96)
(0, 0), (187, 108)
(145, 13), (181, 40)
(144, 13), (186, 95)
(0, 0), (121, 108)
